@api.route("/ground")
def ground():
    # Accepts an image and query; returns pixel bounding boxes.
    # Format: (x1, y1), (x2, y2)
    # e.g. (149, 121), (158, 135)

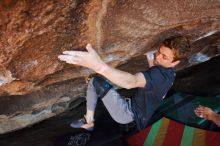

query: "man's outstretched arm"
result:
(58, 44), (146, 89)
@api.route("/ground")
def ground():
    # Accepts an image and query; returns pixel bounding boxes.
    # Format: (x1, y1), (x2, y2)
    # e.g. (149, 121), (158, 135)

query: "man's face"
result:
(153, 45), (178, 68)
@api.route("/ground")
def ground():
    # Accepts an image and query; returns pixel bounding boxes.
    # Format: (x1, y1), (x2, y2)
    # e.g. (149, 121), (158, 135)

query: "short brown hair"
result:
(161, 35), (191, 61)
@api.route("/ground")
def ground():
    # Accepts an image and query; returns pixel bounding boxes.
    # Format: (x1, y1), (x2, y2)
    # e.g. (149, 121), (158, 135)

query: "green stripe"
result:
(180, 126), (195, 146)
(143, 119), (162, 146)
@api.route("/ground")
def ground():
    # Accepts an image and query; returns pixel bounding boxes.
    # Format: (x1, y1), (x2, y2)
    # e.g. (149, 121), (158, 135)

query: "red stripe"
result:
(205, 130), (220, 146)
(162, 120), (184, 146)
(127, 126), (152, 146)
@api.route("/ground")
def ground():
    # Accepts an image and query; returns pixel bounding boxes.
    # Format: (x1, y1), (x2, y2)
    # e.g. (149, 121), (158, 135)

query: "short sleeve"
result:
(141, 66), (174, 97)
(140, 70), (153, 90)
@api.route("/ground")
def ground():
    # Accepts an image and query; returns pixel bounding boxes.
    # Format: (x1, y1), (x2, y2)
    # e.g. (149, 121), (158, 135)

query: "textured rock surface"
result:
(0, 0), (220, 133)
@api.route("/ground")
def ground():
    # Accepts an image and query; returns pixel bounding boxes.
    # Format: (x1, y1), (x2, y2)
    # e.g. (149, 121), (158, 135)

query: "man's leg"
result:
(71, 76), (134, 130)
(85, 76), (113, 123)
(70, 78), (98, 130)
(84, 78), (98, 124)
(92, 76), (134, 124)
(70, 76), (112, 130)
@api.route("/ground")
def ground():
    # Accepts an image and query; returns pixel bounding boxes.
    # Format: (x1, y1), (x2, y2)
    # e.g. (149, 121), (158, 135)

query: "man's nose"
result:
(156, 54), (162, 59)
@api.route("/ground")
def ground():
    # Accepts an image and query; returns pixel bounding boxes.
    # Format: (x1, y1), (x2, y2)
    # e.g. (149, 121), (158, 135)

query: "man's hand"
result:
(58, 44), (105, 72)
(145, 50), (156, 68)
(194, 105), (216, 120)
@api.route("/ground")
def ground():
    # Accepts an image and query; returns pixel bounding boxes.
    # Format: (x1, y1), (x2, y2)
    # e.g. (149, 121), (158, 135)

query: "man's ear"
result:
(171, 60), (180, 67)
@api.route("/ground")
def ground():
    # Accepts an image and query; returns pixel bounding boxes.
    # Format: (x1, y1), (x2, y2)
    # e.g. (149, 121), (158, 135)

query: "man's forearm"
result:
(95, 63), (137, 89)
(211, 113), (220, 127)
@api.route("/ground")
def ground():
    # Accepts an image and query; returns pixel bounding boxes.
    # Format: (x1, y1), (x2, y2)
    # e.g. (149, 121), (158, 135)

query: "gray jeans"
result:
(86, 78), (134, 124)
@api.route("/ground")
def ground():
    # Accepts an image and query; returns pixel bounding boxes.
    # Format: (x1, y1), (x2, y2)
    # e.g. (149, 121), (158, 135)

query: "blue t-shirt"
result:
(132, 66), (175, 130)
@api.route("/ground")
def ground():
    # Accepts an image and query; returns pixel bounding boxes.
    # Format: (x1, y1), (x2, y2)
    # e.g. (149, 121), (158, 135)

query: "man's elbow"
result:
(124, 74), (145, 89)
(124, 85), (132, 89)
(124, 80), (138, 89)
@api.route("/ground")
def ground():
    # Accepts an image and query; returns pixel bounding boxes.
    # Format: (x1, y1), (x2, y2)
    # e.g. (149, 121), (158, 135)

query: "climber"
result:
(58, 35), (191, 131)
(195, 105), (220, 127)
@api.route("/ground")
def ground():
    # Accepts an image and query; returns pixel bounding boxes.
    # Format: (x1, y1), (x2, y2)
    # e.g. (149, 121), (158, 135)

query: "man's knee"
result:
(92, 76), (113, 99)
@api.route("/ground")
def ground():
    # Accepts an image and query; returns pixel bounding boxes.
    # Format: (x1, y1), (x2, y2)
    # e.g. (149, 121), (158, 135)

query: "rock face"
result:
(0, 0), (220, 134)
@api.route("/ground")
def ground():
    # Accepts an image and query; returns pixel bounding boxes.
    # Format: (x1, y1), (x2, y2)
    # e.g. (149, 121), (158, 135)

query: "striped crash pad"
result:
(127, 118), (220, 146)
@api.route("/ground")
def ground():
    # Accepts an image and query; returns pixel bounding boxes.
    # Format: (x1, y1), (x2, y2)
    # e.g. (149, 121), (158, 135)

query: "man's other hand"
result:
(145, 50), (156, 68)
(194, 105), (216, 120)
